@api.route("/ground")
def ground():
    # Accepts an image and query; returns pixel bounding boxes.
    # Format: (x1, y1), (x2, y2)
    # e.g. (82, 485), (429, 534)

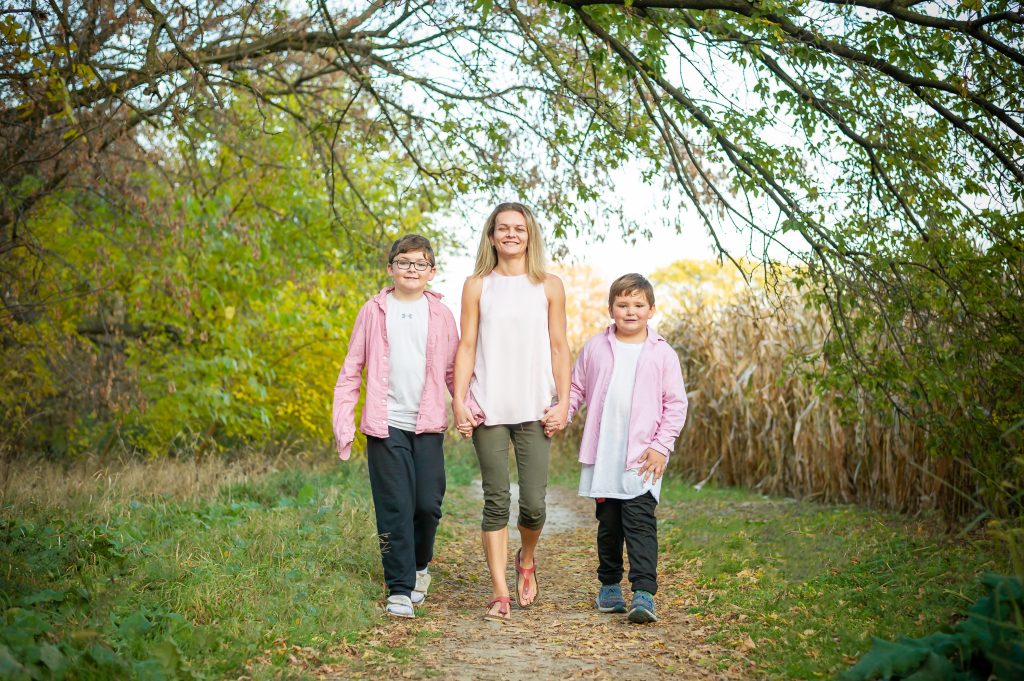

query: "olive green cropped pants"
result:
(472, 420), (550, 532)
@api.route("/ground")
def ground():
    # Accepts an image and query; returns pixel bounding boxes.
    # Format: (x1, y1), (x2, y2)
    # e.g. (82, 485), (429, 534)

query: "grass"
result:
(1, 452), (386, 680)
(658, 479), (1011, 679)
(1, 444), (1011, 679)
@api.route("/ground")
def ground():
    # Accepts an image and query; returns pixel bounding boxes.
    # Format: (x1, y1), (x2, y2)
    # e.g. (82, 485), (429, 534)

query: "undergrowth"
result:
(658, 481), (1011, 679)
(1, 454), (382, 680)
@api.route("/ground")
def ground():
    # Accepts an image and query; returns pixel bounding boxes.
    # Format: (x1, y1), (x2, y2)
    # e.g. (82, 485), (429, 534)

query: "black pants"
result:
(595, 492), (658, 595)
(366, 428), (445, 597)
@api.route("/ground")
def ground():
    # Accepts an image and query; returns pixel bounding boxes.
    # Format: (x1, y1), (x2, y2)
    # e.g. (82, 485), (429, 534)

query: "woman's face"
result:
(490, 210), (529, 259)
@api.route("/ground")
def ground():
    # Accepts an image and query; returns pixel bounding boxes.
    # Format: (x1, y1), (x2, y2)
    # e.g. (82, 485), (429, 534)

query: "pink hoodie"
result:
(332, 287), (459, 460)
(567, 325), (688, 469)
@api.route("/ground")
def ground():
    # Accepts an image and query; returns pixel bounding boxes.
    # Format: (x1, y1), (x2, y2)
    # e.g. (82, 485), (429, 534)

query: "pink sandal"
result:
(514, 548), (539, 608)
(484, 595), (512, 622)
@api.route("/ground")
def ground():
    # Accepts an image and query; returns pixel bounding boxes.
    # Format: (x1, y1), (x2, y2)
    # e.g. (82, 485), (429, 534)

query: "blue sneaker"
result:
(595, 584), (627, 613)
(628, 590), (657, 623)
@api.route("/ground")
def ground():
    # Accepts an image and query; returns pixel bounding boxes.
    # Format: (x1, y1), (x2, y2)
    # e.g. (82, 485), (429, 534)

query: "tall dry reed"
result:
(555, 285), (969, 520)
(663, 290), (967, 519)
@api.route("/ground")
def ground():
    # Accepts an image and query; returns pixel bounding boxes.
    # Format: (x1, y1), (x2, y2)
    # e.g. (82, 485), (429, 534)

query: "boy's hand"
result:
(637, 449), (667, 483)
(541, 402), (569, 437)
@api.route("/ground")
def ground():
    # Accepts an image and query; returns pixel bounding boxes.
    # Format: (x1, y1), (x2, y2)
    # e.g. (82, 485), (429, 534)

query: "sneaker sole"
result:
(627, 606), (658, 623)
(595, 596), (627, 613)
(386, 608), (415, 619)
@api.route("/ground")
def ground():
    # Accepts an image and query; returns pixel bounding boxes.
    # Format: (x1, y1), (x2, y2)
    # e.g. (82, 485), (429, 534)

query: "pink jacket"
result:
(332, 287), (459, 460)
(567, 325), (688, 469)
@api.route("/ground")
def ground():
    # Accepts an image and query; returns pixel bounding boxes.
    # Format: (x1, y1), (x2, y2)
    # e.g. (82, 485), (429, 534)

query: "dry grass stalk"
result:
(0, 451), (321, 514)
(661, 289), (959, 517)
(555, 280), (964, 518)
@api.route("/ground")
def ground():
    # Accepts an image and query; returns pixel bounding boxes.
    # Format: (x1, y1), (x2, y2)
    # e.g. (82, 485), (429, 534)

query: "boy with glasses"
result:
(333, 234), (460, 618)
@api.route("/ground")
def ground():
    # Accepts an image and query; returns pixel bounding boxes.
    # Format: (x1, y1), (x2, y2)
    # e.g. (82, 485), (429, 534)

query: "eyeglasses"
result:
(392, 259), (433, 272)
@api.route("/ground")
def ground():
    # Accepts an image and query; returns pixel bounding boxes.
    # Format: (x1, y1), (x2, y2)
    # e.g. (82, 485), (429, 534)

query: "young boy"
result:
(566, 273), (688, 623)
(332, 234), (459, 619)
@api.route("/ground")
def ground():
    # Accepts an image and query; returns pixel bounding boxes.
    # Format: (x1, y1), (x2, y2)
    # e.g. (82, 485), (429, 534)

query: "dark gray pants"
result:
(472, 421), (550, 532)
(595, 492), (658, 594)
(366, 428), (445, 597)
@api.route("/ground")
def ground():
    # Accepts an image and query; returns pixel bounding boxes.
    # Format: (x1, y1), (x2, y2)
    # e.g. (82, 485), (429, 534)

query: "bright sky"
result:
(431, 200), (735, 331)
(433, 224), (714, 302)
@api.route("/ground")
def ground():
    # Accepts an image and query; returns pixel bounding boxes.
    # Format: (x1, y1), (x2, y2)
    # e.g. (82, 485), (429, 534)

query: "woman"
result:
(453, 202), (571, 622)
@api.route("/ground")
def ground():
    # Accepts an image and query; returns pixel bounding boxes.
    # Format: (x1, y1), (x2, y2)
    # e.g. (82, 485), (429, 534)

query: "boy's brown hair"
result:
(608, 273), (655, 307)
(388, 234), (435, 266)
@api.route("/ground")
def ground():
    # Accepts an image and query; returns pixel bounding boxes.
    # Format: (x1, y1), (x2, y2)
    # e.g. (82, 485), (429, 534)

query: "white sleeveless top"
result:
(470, 273), (556, 425)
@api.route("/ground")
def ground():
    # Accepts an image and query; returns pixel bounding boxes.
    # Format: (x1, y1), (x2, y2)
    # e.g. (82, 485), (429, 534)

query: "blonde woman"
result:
(453, 202), (571, 622)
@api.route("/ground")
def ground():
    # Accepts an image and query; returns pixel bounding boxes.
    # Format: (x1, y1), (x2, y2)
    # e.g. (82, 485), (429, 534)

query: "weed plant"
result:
(658, 479), (1010, 679)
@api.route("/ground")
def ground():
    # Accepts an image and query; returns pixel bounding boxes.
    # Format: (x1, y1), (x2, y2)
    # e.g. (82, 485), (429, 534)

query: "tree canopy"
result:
(2, 0), (1021, 512)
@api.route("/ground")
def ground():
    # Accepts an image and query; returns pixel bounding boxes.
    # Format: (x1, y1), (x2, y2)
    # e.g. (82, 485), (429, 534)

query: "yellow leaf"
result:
(224, 306), (235, 321)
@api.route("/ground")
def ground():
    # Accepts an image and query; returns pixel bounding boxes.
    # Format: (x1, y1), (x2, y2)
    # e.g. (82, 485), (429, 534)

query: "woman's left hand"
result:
(541, 402), (569, 437)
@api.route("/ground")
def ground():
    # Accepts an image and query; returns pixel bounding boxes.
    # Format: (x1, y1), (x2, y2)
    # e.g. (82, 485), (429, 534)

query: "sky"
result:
(431, 196), (734, 330)
(433, 221), (715, 300)
(428, 165), (799, 326)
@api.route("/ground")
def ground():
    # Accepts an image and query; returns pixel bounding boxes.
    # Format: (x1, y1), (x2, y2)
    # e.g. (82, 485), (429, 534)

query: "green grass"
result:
(2, 446), (1011, 680)
(1, 459), (383, 680)
(442, 436), (482, 487)
(658, 480), (1011, 679)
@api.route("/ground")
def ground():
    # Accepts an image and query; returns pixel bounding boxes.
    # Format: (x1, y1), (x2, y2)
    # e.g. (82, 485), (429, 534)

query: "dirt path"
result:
(314, 484), (752, 680)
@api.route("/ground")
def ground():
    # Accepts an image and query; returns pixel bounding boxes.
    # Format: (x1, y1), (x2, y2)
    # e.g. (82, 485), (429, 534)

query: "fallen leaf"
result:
(738, 635), (757, 653)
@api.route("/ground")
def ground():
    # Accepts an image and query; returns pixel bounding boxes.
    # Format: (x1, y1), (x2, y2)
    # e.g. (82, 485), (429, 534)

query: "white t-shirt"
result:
(385, 293), (428, 431)
(578, 339), (662, 502)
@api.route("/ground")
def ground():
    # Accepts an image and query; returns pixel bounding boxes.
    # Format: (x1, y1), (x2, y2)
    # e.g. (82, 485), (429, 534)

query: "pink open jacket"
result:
(567, 325), (688, 469)
(332, 287), (459, 460)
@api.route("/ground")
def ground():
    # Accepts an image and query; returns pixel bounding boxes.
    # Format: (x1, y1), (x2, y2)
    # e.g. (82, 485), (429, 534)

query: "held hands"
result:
(453, 401), (476, 439)
(541, 402), (569, 437)
(637, 448), (668, 483)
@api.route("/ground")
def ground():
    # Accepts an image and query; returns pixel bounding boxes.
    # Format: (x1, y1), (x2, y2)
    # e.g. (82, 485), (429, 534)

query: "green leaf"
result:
(18, 589), (65, 606)
(296, 483), (316, 505)
(117, 609), (153, 639)
(37, 643), (65, 673)
(86, 644), (128, 672)
(0, 645), (25, 677)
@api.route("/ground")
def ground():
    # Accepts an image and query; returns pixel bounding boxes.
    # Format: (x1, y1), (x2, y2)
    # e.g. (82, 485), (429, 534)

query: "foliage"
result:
(552, 263), (612, 351)
(838, 573), (1024, 681)
(0, 459), (381, 679)
(2, 0), (1022, 513)
(652, 258), (793, 314)
(658, 480), (1011, 679)
(0, 0), (644, 264)
(0, 91), (445, 456)
(518, 2), (1023, 515)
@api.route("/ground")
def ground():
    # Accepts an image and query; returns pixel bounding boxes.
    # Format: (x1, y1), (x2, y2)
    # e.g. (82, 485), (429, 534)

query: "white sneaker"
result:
(411, 590), (425, 604)
(386, 594), (414, 618)
(414, 568), (431, 599)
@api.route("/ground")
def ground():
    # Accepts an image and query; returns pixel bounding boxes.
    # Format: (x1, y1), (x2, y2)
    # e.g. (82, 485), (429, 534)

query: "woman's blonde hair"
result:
(471, 202), (547, 284)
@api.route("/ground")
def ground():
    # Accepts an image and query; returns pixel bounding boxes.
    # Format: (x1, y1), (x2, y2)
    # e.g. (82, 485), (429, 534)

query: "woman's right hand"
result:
(453, 401), (476, 439)
(541, 402), (568, 437)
